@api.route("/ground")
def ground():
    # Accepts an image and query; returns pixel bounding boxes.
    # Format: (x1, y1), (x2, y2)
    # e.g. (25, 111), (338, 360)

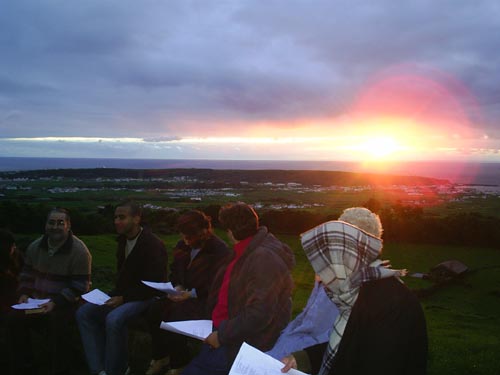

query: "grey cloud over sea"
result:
(1, 0), (499, 148)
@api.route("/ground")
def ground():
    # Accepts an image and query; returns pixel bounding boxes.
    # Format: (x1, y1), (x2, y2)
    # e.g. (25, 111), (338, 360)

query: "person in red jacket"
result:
(182, 202), (295, 375)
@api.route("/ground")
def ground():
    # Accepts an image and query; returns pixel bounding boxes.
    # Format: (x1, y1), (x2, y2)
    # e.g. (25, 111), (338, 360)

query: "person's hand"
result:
(105, 296), (124, 308)
(39, 300), (56, 313)
(168, 290), (192, 302)
(280, 354), (298, 372)
(204, 331), (220, 349)
(18, 294), (29, 303)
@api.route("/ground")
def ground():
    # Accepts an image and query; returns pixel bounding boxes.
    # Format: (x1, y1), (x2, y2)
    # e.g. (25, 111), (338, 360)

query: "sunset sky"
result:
(1, 1), (500, 162)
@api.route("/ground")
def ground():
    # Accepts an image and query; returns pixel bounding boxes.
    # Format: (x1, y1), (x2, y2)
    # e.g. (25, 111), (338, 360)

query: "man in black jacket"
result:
(76, 201), (168, 375)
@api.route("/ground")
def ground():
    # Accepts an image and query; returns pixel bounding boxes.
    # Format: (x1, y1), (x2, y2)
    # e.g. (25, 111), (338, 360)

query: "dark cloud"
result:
(1, 0), (500, 141)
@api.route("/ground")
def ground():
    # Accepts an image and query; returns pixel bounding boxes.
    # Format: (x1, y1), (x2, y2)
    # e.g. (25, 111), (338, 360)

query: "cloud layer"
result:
(1, 1), (499, 159)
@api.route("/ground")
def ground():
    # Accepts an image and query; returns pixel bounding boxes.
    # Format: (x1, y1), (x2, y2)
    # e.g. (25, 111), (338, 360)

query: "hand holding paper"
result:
(11, 298), (51, 310)
(160, 320), (212, 340)
(142, 280), (182, 296)
(82, 289), (111, 305)
(229, 343), (310, 375)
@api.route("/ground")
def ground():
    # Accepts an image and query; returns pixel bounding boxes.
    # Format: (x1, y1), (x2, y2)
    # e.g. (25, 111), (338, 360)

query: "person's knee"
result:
(76, 303), (91, 323)
(181, 362), (196, 375)
(105, 310), (127, 333)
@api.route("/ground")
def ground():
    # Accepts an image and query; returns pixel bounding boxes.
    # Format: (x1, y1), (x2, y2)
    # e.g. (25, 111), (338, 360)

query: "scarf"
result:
(301, 220), (406, 375)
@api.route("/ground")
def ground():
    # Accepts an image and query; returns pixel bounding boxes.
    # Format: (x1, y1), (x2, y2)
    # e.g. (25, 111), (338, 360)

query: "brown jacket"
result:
(207, 227), (295, 365)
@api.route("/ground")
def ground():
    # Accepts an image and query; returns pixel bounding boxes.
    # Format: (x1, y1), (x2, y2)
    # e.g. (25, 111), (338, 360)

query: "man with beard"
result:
(76, 201), (168, 375)
(7, 208), (92, 375)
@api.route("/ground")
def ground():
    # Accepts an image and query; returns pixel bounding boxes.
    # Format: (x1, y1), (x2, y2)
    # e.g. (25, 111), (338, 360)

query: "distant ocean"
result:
(0, 157), (499, 185)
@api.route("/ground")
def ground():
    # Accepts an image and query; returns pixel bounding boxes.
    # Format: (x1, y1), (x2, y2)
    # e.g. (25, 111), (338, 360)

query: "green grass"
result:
(427, 195), (500, 218)
(383, 243), (500, 375)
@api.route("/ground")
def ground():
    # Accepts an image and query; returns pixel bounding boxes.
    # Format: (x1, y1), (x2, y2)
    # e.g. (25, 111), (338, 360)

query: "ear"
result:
(133, 215), (141, 226)
(201, 228), (210, 239)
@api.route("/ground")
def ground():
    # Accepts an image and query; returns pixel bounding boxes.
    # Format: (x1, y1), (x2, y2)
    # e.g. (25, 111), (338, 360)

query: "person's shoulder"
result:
(141, 228), (164, 244)
(140, 228), (167, 255)
(206, 235), (230, 253)
(361, 277), (417, 306)
(26, 236), (44, 253)
(259, 232), (294, 267)
(71, 235), (91, 252)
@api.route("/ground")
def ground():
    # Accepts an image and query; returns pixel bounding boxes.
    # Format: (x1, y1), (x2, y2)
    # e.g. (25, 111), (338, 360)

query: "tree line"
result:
(1, 200), (499, 249)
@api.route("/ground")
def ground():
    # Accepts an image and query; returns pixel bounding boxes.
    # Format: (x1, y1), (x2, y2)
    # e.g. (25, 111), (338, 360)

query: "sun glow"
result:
(337, 133), (410, 161)
(359, 136), (405, 159)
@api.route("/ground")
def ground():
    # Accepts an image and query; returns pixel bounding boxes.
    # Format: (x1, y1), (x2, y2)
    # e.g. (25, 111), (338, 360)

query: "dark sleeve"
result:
(108, 240), (124, 297)
(169, 240), (190, 287)
(205, 262), (229, 318)
(190, 239), (230, 302)
(16, 244), (36, 297)
(122, 237), (168, 302)
(0, 274), (19, 313)
(331, 279), (427, 375)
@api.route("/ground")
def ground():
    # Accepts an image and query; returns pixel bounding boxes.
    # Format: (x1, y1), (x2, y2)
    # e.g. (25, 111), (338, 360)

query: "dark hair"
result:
(0, 228), (15, 273)
(47, 207), (71, 223)
(176, 210), (212, 236)
(218, 202), (259, 241)
(116, 200), (143, 218)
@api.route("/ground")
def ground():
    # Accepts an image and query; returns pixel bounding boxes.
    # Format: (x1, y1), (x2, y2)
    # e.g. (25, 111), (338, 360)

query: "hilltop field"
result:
(1, 168), (500, 374)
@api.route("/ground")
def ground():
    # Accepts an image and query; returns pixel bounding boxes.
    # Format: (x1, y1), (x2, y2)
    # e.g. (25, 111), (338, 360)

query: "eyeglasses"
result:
(47, 219), (66, 227)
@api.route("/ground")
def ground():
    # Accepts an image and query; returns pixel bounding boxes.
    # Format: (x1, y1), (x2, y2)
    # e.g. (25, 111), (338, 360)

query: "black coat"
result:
(111, 227), (168, 302)
(331, 277), (428, 375)
(167, 235), (231, 319)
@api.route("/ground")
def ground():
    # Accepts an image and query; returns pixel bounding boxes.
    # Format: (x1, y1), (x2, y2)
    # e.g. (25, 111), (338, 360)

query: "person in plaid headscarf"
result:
(282, 207), (427, 375)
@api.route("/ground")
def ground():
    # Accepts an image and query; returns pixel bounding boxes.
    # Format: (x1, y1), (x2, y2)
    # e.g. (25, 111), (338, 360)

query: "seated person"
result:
(0, 229), (19, 316)
(0, 229), (21, 369)
(296, 207), (427, 375)
(183, 202), (295, 375)
(6, 208), (92, 375)
(267, 276), (338, 375)
(145, 210), (230, 375)
(76, 201), (167, 375)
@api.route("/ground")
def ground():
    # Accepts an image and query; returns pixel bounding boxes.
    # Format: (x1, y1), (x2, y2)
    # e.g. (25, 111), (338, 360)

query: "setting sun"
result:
(337, 135), (409, 160)
(359, 136), (404, 159)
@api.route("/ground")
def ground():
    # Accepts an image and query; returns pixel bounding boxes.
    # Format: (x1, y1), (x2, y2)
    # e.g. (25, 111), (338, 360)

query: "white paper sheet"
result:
(82, 289), (111, 305)
(159, 319), (212, 340)
(229, 342), (310, 375)
(11, 298), (51, 310)
(141, 280), (182, 296)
